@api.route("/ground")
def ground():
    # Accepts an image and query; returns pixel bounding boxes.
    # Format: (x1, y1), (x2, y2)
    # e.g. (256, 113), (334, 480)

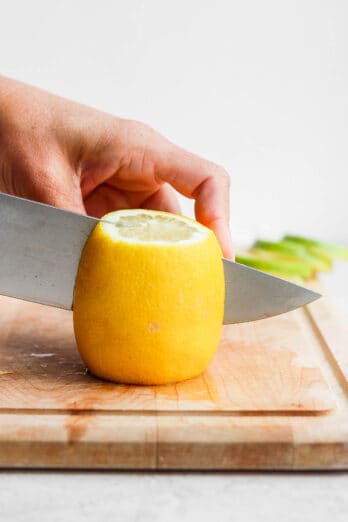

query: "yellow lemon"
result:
(73, 209), (225, 385)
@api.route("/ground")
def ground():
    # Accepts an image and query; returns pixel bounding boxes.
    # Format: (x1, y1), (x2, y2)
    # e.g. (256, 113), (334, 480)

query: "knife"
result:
(0, 192), (320, 323)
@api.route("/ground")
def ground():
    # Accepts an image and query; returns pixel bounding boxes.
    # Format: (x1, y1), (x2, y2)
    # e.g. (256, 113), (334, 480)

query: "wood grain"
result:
(0, 292), (347, 470)
(307, 295), (348, 389)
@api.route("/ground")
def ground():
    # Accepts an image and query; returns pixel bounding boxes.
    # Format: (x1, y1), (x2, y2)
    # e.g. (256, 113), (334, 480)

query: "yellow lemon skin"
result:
(73, 211), (224, 385)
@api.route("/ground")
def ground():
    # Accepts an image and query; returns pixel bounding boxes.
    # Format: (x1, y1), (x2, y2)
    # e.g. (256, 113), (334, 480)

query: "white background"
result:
(1, 0), (347, 244)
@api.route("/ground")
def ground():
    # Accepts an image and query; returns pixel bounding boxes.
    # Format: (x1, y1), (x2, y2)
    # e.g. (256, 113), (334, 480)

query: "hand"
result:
(0, 76), (233, 258)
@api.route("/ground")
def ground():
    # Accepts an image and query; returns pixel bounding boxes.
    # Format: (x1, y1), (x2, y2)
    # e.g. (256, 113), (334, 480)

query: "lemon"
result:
(73, 209), (225, 385)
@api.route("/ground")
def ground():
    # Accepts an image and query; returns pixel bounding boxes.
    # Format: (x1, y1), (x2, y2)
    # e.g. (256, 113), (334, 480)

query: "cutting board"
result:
(0, 286), (348, 470)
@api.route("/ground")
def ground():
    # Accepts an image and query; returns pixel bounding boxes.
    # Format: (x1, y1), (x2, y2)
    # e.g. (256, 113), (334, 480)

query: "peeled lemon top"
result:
(100, 209), (208, 245)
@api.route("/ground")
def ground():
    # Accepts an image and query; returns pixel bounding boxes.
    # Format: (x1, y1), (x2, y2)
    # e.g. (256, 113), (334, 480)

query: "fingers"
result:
(77, 116), (233, 256)
(84, 184), (127, 217)
(141, 184), (181, 214)
(157, 146), (234, 259)
(85, 183), (181, 218)
(194, 175), (234, 259)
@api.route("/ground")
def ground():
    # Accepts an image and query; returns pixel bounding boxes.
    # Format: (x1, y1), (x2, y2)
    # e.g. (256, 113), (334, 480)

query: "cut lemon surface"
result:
(73, 209), (225, 385)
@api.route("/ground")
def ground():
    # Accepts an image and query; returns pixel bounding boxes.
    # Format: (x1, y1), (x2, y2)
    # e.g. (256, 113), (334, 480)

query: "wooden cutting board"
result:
(0, 287), (347, 470)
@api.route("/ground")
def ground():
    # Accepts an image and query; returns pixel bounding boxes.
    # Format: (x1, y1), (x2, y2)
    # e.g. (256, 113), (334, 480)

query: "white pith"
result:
(101, 209), (208, 245)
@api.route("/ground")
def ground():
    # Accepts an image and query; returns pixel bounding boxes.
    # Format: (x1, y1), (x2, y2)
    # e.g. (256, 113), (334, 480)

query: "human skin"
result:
(0, 76), (233, 258)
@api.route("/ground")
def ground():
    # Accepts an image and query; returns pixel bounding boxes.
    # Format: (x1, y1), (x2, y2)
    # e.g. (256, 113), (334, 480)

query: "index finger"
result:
(157, 145), (234, 259)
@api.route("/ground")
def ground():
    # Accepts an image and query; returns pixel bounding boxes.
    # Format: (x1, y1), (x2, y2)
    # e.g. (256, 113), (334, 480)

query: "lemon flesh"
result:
(73, 209), (225, 385)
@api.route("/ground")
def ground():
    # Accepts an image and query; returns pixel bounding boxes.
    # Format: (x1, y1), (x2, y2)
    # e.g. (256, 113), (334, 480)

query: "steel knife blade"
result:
(0, 192), (321, 323)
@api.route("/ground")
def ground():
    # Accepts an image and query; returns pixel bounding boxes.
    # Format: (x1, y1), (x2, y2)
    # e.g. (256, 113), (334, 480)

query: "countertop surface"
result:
(1, 264), (348, 522)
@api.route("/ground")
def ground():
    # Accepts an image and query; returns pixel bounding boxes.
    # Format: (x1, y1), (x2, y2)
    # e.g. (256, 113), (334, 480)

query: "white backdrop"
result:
(1, 0), (347, 244)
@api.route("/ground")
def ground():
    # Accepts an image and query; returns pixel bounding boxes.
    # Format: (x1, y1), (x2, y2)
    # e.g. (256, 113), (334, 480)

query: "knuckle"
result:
(215, 166), (230, 187)
(125, 118), (154, 140)
(125, 119), (170, 150)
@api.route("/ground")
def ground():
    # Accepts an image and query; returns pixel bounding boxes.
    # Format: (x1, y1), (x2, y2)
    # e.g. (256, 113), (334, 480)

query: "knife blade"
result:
(222, 260), (320, 323)
(0, 192), (321, 322)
